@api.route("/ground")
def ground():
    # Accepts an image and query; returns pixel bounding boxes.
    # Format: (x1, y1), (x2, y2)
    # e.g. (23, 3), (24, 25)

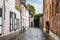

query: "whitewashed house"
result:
(0, 0), (29, 39)
(21, 4), (29, 30)
(0, 0), (20, 39)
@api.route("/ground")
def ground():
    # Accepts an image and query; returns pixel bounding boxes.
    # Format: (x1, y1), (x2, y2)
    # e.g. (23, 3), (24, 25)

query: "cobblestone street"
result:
(0, 28), (54, 40)
(18, 28), (53, 40)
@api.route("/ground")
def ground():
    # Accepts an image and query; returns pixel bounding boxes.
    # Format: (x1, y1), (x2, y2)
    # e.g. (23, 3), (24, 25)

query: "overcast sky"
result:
(26, 0), (43, 14)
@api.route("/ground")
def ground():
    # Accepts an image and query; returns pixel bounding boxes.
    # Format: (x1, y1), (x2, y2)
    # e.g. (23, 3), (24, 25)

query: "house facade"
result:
(0, 0), (20, 40)
(43, 0), (60, 40)
(21, 4), (29, 30)
(29, 13), (34, 27)
(15, 0), (29, 30)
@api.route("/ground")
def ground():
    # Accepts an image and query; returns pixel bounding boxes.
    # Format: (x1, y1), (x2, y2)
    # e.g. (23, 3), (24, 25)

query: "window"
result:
(14, 14), (17, 31)
(10, 12), (13, 32)
(10, 12), (17, 31)
(10, 12), (20, 31)
(0, 8), (2, 35)
(14, 19), (19, 30)
(16, 19), (19, 29)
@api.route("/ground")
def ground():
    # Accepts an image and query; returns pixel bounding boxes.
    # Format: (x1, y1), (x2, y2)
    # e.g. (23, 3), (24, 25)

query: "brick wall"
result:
(43, 0), (59, 37)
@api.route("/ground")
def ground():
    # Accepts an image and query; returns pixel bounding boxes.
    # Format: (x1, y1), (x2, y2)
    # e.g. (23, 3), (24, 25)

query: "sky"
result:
(26, 0), (43, 14)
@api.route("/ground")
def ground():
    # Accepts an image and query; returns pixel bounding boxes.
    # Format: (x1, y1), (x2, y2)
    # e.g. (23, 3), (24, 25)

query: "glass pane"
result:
(12, 13), (14, 30)
(15, 19), (17, 24)
(18, 21), (19, 28)
(11, 25), (13, 30)
(0, 26), (2, 34)
(17, 19), (19, 29)
(15, 25), (16, 29)
(0, 17), (2, 25)
(10, 18), (13, 24)
(0, 8), (2, 17)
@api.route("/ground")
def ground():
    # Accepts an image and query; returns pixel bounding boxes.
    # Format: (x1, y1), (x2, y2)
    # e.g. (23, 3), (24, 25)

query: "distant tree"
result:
(27, 4), (35, 16)
(34, 14), (43, 27)
(34, 14), (43, 21)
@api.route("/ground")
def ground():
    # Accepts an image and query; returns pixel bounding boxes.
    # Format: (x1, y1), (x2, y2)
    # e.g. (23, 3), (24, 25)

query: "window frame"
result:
(10, 11), (13, 32)
(0, 8), (2, 35)
(16, 19), (19, 29)
(14, 14), (17, 31)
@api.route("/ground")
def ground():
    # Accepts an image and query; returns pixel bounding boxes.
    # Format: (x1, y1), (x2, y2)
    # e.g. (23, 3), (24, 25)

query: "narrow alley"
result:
(0, 0), (60, 40)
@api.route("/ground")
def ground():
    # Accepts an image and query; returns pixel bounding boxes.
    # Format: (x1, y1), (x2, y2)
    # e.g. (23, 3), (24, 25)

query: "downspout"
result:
(2, 0), (5, 35)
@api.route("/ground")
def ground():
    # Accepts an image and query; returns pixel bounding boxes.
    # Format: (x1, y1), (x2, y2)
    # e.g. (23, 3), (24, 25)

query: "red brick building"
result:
(43, 0), (60, 40)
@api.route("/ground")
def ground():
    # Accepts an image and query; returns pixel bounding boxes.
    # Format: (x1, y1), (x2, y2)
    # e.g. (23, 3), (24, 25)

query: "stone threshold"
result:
(49, 30), (59, 40)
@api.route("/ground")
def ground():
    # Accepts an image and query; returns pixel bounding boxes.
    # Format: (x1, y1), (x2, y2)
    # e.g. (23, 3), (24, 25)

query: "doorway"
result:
(31, 22), (33, 27)
(46, 21), (49, 34)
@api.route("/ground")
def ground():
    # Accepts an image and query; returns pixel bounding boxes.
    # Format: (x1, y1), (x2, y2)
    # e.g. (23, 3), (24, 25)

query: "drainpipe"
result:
(3, 0), (5, 19)
(2, 0), (5, 36)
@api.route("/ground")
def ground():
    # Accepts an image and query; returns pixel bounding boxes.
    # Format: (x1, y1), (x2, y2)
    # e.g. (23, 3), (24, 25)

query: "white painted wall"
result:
(0, 0), (21, 36)
(8, 0), (15, 11)
(0, 0), (3, 8)
(21, 4), (29, 30)
(2, 0), (10, 35)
